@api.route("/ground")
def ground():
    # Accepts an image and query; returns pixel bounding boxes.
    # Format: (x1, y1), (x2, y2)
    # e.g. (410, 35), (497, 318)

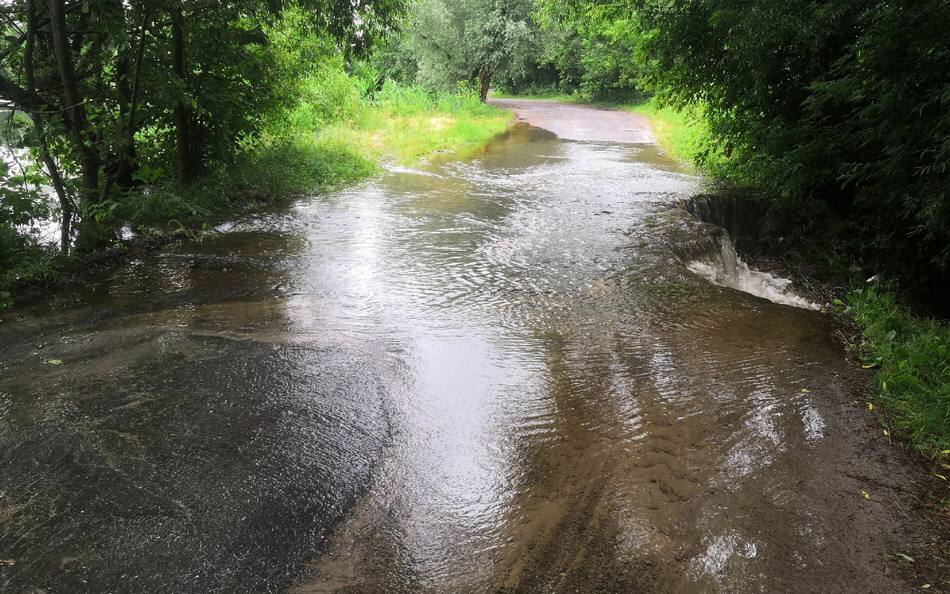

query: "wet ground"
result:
(1, 100), (946, 593)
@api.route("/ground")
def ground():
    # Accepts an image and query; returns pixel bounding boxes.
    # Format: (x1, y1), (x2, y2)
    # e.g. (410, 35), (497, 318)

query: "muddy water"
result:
(0, 103), (941, 593)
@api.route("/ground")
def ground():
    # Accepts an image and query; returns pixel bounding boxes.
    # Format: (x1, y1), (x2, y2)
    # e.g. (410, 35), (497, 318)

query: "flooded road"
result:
(0, 100), (944, 593)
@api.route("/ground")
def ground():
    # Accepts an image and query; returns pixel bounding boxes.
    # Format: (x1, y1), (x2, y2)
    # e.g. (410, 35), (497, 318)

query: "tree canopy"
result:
(406, 0), (539, 100)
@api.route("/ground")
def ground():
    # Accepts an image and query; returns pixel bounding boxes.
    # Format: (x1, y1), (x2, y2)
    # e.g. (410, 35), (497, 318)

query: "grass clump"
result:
(847, 284), (950, 458)
(226, 132), (376, 199)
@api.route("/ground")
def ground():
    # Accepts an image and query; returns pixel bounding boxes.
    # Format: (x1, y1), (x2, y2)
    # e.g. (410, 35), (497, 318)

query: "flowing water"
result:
(0, 101), (942, 593)
(684, 230), (818, 310)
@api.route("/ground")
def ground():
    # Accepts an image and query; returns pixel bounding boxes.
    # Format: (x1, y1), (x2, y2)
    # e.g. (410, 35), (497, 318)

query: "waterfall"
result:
(686, 227), (819, 310)
(717, 231), (739, 284)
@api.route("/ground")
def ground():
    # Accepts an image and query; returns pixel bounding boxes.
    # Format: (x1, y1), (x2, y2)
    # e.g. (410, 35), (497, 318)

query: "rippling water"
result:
(0, 114), (931, 593)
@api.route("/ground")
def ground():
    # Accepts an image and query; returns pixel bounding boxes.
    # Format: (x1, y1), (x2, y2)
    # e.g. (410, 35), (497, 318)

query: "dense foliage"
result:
(627, 0), (950, 295)
(0, 0), (404, 256)
(534, 2), (646, 100)
(374, 0), (648, 100)
(403, 0), (540, 100)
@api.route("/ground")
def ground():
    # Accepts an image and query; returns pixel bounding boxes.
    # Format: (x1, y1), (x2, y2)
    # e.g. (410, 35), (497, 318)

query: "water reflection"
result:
(0, 111), (919, 594)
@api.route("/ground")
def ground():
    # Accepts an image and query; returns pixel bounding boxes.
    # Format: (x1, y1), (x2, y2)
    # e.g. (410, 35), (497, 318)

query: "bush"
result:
(225, 132), (375, 199)
(372, 80), (436, 115)
(0, 221), (64, 307)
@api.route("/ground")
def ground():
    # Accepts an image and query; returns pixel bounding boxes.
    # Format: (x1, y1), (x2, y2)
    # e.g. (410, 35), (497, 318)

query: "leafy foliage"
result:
(625, 0), (950, 293)
(400, 0), (541, 99)
(0, 0), (406, 251)
(535, 2), (646, 100)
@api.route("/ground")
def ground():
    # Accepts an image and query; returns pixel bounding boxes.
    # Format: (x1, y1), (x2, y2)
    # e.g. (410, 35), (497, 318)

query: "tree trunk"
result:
(37, 119), (73, 253)
(478, 67), (491, 102)
(26, 0), (72, 253)
(114, 50), (137, 190)
(171, 8), (195, 184)
(47, 0), (102, 250)
(47, 0), (98, 201)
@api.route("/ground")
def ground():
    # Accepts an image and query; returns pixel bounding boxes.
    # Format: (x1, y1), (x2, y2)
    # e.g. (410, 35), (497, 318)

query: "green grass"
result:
(847, 284), (950, 459)
(356, 82), (512, 163)
(622, 98), (710, 166)
(227, 132), (376, 199)
(336, 85), (512, 164)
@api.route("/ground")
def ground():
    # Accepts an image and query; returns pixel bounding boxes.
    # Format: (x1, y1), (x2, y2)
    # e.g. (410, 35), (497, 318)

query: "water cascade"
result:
(686, 228), (819, 310)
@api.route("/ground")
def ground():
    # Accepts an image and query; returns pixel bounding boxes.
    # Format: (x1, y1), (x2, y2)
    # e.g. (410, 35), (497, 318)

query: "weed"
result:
(847, 283), (950, 458)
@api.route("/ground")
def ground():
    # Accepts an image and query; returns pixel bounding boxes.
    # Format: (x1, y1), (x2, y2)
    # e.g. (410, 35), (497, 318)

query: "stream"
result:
(0, 100), (941, 593)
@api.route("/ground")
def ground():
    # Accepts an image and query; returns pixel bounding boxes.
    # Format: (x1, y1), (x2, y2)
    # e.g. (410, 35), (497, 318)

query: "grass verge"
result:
(622, 99), (710, 166)
(335, 85), (512, 164)
(846, 284), (950, 459)
(167, 82), (512, 222)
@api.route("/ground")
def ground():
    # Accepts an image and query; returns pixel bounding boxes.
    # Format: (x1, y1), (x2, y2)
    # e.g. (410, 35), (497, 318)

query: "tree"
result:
(409, 0), (538, 101)
(536, 1), (646, 100)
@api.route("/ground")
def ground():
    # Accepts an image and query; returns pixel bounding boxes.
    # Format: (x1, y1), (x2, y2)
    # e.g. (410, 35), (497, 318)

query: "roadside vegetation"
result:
(623, 100), (708, 166)
(845, 285), (950, 458)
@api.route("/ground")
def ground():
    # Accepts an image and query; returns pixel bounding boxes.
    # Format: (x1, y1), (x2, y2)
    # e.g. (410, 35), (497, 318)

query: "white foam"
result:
(688, 260), (819, 310)
(687, 235), (819, 310)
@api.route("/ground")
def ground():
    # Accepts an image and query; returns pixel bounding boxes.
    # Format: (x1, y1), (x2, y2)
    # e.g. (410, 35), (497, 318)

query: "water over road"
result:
(0, 100), (945, 593)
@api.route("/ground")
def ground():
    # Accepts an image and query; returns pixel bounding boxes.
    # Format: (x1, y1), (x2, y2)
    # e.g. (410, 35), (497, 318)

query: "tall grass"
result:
(329, 81), (511, 164)
(847, 284), (950, 458)
(217, 77), (511, 207)
(624, 99), (712, 167)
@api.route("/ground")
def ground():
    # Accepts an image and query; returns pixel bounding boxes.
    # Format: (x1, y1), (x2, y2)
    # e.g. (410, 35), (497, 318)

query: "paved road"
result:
(0, 100), (946, 594)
